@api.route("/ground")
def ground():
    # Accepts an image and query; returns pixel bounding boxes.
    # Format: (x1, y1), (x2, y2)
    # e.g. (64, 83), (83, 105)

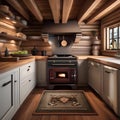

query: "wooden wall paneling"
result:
(0, 41), (19, 56)
(79, 22), (99, 36)
(71, 35), (92, 55)
(0, 19), (17, 36)
(22, 21), (100, 55)
(20, 39), (52, 55)
(0, 26), (16, 36)
(0, 19), (15, 27)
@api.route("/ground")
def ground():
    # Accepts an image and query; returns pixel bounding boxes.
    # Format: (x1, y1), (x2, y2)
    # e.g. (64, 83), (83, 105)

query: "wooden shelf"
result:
(0, 33), (26, 41)
(0, 11), (27, 29)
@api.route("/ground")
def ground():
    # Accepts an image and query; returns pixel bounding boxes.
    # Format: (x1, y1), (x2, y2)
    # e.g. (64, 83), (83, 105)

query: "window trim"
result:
(105, 23), (120, 51)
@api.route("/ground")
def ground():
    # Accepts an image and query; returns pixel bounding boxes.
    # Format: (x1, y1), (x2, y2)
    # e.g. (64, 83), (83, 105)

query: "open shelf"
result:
(0, 11), (27, 28)
(0, 33), (26, 41)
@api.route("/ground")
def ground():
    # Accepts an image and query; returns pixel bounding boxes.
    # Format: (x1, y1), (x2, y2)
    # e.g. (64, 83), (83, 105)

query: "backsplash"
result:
(0, 34), (92, 56)
(48, 34), (75, 55)
(0, 40), (19, 56)
(49, 34), (92, 55)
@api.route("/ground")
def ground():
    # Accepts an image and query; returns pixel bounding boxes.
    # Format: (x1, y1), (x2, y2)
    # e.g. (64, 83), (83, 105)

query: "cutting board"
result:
(0, 57), (19, 62)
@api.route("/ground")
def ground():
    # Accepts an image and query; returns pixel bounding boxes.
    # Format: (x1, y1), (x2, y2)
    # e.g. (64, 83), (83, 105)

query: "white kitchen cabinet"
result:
(88, 61), (103, 95)
(36, 60), (47, 87)
(103, 66), (118, 114)
(20, 61), (35, 80)
(0, 68), (19, 120)
(77, 59), (88, 86)
(20, 61), (36, 105)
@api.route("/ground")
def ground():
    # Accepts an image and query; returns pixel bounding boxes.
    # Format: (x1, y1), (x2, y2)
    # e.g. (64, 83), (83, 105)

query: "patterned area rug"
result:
(34, 90), (97, 115)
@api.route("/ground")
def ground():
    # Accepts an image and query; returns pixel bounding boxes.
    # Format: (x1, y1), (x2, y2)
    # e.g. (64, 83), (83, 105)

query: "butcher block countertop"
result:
(77, 55), (120, 69)
(35, 56), (48, 60)
(0, 56), (35, 73)
(88, 56), (120, 69)
(0, 56), (48, 73)
(0, 55), (120, 73)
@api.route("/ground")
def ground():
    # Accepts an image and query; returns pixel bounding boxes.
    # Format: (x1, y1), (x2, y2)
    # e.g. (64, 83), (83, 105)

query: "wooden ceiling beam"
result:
(78, 0), (102, 24)
(5, 0), (29, 20)
(62, 0), (73, 23)
(23, 0), (43, 22)
(87, 0), (120, 24)
(48, 0), (60, 24)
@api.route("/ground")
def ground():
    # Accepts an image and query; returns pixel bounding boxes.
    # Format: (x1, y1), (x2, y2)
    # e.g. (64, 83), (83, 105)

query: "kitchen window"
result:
(106, 24), (120, 50)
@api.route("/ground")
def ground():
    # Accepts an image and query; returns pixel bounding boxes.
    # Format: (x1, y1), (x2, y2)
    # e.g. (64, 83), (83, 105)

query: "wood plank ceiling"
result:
(3, 0), (120, 25)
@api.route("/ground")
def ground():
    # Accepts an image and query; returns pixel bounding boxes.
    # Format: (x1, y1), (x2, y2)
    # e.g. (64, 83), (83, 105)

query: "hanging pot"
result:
(61, 36), (68, 47)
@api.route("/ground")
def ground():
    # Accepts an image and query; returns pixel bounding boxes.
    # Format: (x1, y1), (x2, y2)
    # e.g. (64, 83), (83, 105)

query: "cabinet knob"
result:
(14, 80), (17, 83)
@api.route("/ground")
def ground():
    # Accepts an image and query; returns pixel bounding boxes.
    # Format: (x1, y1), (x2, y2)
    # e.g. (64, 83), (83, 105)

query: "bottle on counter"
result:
(31, 46), (39, 55)
(4, 47), (9, 57)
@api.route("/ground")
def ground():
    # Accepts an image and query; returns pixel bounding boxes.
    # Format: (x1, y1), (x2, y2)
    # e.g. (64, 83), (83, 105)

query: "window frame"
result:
(105, 23), (120, 50)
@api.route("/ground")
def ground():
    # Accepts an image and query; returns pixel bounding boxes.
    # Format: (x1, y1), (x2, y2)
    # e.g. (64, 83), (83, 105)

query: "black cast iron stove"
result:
(47, 54), (78, 89)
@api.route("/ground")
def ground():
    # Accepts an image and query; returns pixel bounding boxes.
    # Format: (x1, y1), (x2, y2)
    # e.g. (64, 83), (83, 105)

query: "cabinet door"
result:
(19, 61), (36, 105)
(103, 66), (118, 114)
(88, 61), (95, 88)
(0, 68), (20, 120)
(20, 76), (29, 104)
(20, 73), (36, 105)
(77, 59), (88, 86)
(28, 72), (36, 94)
(36, 60), (47, 86)
(88, 61), (103, 94)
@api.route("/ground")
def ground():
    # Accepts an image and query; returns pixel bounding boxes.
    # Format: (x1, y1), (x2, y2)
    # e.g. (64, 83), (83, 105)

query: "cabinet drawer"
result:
(20, 72), (36, 104)
(20, 61), (35, 79)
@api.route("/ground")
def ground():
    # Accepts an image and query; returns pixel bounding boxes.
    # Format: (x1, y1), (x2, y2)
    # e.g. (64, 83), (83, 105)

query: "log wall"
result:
(22, 21), (99, 55)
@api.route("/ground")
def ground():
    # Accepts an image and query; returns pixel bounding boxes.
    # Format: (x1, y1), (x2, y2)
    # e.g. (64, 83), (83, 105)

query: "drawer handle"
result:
(28, 66), (31, 67)
(2, 80), (11, 87)
(27, 69), (30, 71)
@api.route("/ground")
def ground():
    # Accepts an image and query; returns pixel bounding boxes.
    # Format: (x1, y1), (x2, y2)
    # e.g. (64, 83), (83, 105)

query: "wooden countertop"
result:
(76, 55), (109, 59)
(35, 56), (48, 60)
(0, 55), (48, 73)
(0, 57), (35, 73)
(0, 55), (120, 74)
(77, 55), (120, 69)
(88, 57), (120, 69)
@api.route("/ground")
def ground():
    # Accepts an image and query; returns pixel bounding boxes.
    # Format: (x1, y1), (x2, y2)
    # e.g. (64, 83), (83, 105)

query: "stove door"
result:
(49, 68), (77, 84)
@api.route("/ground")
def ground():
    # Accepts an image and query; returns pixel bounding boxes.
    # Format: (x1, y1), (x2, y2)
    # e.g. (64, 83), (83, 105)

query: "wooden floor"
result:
(12, 87), (120, 120)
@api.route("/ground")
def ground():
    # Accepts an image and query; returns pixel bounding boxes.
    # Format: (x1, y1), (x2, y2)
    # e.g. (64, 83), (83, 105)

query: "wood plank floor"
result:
(12, 88), (120, 120)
